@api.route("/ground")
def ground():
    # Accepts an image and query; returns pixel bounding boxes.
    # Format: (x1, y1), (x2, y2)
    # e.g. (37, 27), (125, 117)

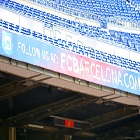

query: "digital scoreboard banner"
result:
(0, 28), (140, 95)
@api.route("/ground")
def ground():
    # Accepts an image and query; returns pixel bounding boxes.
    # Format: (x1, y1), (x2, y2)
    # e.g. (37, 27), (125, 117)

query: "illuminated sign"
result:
(53, 118), (83, 130)
(0, 28), (140, 95)
(65, 120), (74, 128)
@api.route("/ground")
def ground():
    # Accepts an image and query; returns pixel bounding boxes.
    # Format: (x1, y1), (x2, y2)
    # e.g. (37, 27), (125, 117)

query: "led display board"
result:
(0, 28), (140, 95)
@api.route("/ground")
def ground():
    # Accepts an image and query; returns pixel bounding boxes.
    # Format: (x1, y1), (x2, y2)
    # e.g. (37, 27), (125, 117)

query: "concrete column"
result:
(9, 127), (16, 140)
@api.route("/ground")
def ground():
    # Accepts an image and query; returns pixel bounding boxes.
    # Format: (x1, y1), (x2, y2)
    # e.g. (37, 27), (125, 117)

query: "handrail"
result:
(107, 17), (140, 29)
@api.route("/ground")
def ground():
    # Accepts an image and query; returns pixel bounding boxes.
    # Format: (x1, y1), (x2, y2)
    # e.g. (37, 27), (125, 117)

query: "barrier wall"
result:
(0, 28), (140, 95)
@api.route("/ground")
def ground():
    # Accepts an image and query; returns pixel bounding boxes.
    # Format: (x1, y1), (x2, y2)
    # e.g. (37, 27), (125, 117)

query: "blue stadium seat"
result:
(1, 0), (140, 54)
(21, 27), (31, 35)
(9, 23), (15, 31)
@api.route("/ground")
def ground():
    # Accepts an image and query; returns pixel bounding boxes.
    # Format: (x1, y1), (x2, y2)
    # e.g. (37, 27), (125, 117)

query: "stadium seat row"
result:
(0, 19), (140, 73)
(0, 0), (140, 53)
(127, 0), (140, 10)
(29, 0), (140, 25)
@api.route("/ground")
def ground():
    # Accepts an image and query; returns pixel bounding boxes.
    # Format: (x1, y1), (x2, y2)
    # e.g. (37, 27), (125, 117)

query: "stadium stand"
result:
(127, 0), (140, 10)
(0, 0), (140, 53)
(0, 19), (140, 73)
(28, 0), (140, 27)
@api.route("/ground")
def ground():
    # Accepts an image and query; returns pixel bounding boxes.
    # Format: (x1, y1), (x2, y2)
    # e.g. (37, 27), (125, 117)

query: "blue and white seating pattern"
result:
(30, 0), (140, 26)
(127, 0), (140, 10)
(0, 0), (140, 53)
(0, 19), (140, 73)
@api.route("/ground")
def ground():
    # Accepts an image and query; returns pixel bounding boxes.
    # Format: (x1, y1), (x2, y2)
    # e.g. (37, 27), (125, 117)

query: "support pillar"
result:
(0, 126), (16, 140)
(9, 127), (16, 140)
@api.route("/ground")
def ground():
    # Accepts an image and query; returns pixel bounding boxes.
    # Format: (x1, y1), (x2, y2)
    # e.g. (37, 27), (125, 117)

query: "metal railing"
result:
(107, 17), (140, 29)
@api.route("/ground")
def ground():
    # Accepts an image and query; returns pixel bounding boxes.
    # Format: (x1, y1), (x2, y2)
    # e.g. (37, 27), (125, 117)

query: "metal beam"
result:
(22, 124), (59, 132)
(24, 123), (96, 139)
(75, 107), (139, 135)
(0, 74), (50, 101)
(0, 82), (39, 101)
(0, 95), (97, 127)
(96, 117), (140, 140)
